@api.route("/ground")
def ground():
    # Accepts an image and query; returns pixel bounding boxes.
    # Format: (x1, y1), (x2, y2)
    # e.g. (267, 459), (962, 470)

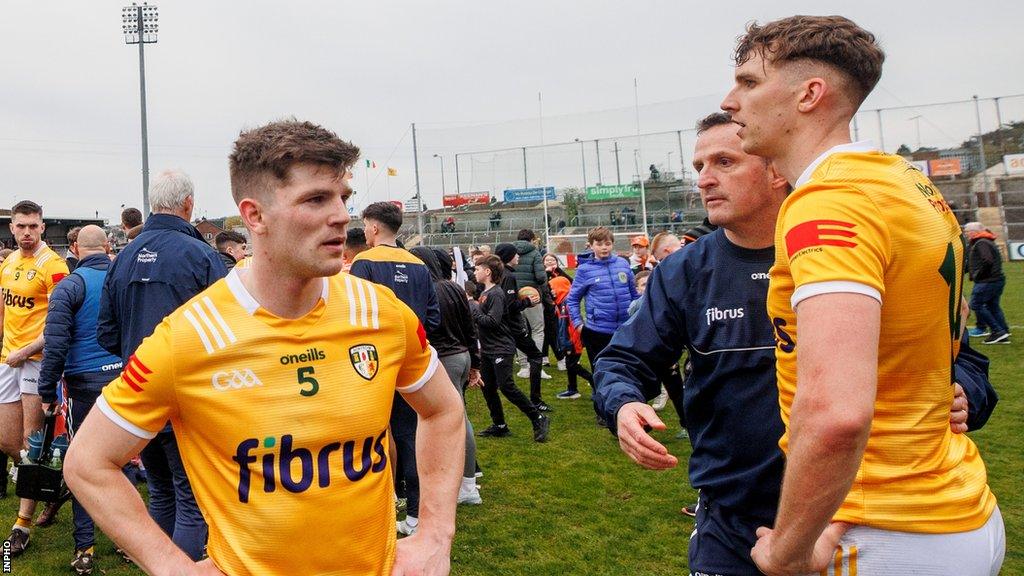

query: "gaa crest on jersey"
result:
(349, 344), (379, 380)
(26, 270), (36, 281)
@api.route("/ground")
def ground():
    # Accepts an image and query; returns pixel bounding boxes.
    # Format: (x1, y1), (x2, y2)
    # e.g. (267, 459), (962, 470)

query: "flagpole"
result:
(538, 91), (550, 252)
(412, 122), (424, 238)
(634, 78), (649, 239)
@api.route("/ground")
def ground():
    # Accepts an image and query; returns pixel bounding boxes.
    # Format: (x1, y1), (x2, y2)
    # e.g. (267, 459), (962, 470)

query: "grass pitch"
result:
(4, 264), (1021, 575)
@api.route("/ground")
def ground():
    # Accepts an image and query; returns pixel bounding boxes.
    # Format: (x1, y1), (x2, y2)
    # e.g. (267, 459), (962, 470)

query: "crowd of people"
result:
(0, 13), (1013, 576)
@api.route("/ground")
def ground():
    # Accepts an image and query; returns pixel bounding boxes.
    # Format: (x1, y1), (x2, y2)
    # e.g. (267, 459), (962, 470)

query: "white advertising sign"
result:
(1009, 242), (1024, 261)
(1004, 153), (1024, 174)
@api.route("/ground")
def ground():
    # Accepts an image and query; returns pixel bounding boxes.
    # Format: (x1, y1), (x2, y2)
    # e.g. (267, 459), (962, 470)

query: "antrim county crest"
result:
(349, 344), (379, 380)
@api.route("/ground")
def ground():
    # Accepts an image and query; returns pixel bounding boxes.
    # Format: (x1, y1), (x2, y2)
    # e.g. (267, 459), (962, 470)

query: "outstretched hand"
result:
(615, 402), (678, 470)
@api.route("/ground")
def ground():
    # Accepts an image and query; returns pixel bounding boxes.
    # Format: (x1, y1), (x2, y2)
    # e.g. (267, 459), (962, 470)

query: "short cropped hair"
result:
(634, 270), (652, 283)
(67, 226), (82, 245)
(345, 227), (368, 250)
(361, 202), (403, 235)
(478, 255), (504, 284)
(121, 207), (143, 228)
(733, 15), (884, 106)
(587, 226), (613, 244)
(215, 230), (246, 251)
(696, 112), (736, 135)
(517, 228), (536, 241)
(651, 231), (679, 257)
(229, 119), (360, 204)
(149, 169), (195, 213)
(12, 200), (42, 217)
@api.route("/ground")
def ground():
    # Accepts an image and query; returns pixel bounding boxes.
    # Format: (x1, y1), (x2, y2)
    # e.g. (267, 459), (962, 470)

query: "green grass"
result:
(4, 264), (1022, 575)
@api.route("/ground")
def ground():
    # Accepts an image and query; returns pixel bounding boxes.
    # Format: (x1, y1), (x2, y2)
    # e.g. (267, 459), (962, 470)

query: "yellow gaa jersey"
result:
(1, 243), (69, 361)
(99, 269), (438, 575)
(769, 143), (996, 533)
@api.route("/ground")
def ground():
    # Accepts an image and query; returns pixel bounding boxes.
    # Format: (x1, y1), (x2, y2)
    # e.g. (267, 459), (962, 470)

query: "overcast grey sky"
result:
(2, 0), (1022, 221)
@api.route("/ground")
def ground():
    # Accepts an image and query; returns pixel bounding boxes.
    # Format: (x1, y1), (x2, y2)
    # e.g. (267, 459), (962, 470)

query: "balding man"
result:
(38, 225), (124, 574)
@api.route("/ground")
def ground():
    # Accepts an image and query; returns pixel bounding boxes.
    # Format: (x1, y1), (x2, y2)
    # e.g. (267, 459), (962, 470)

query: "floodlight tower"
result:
(122, 3), (158, 217)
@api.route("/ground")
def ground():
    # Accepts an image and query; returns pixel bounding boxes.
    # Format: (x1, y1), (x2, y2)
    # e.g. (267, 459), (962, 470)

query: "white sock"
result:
(460, 477), (477, 493)
(404, 515), (418, 527)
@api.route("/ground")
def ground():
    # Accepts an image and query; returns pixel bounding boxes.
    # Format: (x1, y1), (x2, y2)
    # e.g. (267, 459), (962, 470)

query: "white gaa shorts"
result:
(823, 507), (1005, 576)
(0, 359), (42, 403)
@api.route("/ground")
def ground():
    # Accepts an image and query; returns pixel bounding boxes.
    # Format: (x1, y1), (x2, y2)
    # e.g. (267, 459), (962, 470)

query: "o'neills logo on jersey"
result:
(232, 430), (388, 503)
(279, 348), (327, 365)
(349, 344), (379, 380)
(2, 289), (35, 310)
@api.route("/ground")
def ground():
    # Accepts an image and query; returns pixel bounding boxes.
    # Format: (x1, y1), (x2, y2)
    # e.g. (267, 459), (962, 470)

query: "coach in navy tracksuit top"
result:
(596, 229), (783, 521)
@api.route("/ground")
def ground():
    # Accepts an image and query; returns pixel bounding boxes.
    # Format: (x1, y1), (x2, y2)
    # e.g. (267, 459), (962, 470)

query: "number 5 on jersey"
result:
(297, 366), (319, 397)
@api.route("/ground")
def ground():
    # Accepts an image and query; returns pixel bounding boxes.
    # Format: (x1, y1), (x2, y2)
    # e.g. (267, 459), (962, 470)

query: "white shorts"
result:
(822, 507), (1005, 576)
(0, 359), (41, 403)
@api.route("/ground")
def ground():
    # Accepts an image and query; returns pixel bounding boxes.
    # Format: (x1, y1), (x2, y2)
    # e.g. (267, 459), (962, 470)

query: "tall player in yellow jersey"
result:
(0, 200), (70, 556)
(722, 15), (1004, 576)
(65, 120), (466, 576)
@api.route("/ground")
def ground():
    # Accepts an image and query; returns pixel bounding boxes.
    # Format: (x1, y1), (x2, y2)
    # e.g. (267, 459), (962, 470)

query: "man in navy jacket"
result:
(98, 169), (226, 560)
(39, 225), (124, 574)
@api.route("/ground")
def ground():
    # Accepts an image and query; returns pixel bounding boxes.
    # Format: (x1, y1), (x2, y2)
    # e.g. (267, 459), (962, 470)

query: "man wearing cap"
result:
(964, 222), (1011, 344)
(629, 235), (654, 274)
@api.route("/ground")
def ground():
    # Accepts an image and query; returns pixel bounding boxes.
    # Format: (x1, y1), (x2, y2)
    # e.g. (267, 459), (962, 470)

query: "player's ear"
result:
(238, 198), (265, 235)
(787, 61), (829, 114)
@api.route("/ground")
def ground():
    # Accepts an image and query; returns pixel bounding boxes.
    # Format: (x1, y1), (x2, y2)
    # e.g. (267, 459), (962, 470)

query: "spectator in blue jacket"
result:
(565, 226), (638, 373)
(98, 169), (226, 561)
(39, 225), (123, 575)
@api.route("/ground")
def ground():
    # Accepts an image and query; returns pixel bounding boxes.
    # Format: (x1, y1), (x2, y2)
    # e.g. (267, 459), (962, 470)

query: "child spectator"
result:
(650, 232), (681, 263)
(629, 235), (655, 273)
(542, 253), (569, 370)
(470, 256), (550, 442)
(551, 275), (592, 400)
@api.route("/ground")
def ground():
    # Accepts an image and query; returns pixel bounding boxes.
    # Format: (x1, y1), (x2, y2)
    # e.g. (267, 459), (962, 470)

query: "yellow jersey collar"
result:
(794, 140), (877, 189)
